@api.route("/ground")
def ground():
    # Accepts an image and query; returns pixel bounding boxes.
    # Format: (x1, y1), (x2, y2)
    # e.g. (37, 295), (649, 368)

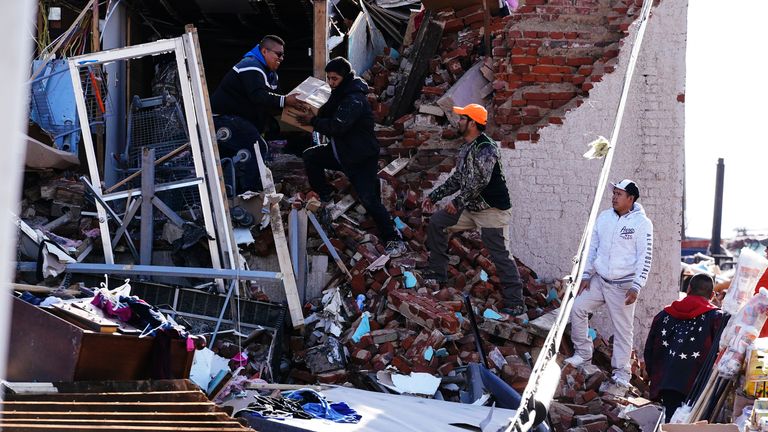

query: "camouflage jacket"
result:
(428, 133), (507, 212)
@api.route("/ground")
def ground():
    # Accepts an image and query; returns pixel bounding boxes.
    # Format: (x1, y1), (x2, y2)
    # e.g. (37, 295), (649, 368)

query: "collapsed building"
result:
(2, 0), (688, 431)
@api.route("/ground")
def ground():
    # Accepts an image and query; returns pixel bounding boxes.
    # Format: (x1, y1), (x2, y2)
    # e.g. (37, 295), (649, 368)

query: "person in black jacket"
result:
(296, 57), (406, 257)
(644, 274), (726, 421)
(211, 35), (305, 193)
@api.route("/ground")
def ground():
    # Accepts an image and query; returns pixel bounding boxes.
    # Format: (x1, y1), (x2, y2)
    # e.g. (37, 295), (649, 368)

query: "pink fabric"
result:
(91, 292), (132, 322)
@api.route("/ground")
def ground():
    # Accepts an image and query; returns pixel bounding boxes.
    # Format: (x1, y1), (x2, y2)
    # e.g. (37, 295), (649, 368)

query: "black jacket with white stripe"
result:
(211, 55), (284, 132)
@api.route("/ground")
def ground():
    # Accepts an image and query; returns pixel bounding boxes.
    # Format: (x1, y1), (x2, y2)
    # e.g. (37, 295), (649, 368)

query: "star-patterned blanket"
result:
(643, 295), (726, 400)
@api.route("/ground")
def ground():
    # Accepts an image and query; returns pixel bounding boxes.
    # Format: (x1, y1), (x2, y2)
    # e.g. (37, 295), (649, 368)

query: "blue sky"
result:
(684, 1), (768, 238)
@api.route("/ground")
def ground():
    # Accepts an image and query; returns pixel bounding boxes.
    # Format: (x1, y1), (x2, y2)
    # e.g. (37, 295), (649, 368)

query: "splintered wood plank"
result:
(253, 144), (304, 328)
(378, 157), (410, 177)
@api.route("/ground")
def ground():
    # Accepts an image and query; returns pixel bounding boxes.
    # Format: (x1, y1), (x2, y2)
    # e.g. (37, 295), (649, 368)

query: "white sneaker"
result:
(564, 354), (589, 367)
(612, 376), (632, 389)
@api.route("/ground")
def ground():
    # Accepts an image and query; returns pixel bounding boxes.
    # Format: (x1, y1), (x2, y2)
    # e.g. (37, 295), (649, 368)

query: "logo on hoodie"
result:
(620, 226), (635, 240)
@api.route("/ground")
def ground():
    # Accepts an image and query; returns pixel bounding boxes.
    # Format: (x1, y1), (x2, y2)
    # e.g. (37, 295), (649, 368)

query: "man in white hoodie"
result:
(565, 179), (654, 389)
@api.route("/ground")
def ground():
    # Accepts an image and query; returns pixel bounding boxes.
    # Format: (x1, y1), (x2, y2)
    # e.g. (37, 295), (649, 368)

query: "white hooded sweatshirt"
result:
(581, 202), (654, 292)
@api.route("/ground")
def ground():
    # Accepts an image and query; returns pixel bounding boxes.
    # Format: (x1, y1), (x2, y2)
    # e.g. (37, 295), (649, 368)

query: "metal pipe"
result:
(103, 177), (203, 202)
(463, 293), (487, 368)
(16, 262), (282, 281)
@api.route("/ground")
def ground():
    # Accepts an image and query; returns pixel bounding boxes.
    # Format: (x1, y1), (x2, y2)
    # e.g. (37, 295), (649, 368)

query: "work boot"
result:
(317, 202), (336, 236)
(501, 304), (528, 318)
(385, 240), (408, 258)
(421, 270), (446, 285)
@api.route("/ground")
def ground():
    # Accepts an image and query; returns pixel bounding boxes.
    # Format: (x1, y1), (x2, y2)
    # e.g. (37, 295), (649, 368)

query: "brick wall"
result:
(503, 0), (686, 350)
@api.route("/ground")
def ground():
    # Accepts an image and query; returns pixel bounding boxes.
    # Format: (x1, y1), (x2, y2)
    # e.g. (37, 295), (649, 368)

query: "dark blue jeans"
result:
(213, 115), (267, 193)
(302, 144), (398, 243)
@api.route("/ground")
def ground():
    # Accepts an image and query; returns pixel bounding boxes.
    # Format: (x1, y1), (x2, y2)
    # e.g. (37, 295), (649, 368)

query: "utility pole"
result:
(710, 158), (724, 257)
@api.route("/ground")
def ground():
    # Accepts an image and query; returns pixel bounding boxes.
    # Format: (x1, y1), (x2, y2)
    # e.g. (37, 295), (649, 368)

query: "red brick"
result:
(372, 352), (394, 371)
(522, 91), (550, 101)
(391, 355), (412, 374)
(566, 57), (593, 66)
(532, 65), (561, 74)
(350, 348), (373, 365)
(492, 47), (508, 57)
(463, 10), (485, 25)
(316, 370), (348, 384)
(550, 91), (576, 100)
(443, 18), (465, 33)
(421, 86), (446, 96)
(511, 56), (537, 65)
(453, 4), (479, 17)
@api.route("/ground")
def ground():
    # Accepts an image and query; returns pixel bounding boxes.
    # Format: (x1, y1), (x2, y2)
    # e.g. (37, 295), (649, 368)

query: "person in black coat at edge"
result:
(296, 57), (407, 257)
(643, 273), (727, 422)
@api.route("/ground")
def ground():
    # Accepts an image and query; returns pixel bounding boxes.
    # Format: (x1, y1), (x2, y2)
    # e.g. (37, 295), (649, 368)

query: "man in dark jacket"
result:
(644, 273), (726, 421)
(296, 57), (406, 257)
(211, 35), (304, 193)
(421, 104), (525, 315)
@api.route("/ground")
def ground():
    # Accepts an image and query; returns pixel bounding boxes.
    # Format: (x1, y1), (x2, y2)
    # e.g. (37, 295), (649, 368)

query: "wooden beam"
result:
(91, 0), (100, 52)
(313, 0), (328, 78)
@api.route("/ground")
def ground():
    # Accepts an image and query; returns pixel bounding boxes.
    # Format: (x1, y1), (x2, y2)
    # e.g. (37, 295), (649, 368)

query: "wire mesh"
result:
(79, 65), (109, 126)
(123, 92), (200, 211)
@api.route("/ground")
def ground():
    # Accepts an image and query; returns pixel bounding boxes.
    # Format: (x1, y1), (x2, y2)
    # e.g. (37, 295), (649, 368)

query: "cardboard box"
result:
(660, 423), (738, 431)
(280, 76), (331, 132)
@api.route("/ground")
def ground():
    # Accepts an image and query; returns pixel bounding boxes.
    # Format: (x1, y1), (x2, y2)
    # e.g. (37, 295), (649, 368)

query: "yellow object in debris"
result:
(582, 136), (611, 159)
(745, 338), (768, 397)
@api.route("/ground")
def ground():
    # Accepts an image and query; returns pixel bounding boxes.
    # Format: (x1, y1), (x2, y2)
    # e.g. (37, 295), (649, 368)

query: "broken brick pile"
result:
(282, 185), (651, 430)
